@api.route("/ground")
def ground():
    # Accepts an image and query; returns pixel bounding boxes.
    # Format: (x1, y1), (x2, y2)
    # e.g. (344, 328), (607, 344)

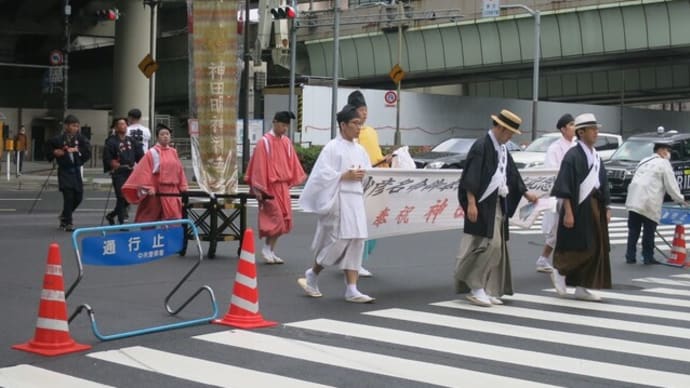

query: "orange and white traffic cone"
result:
(12, 243), (91, 356)
(213, 228), (277, 329)
(667, 224), (687, 266)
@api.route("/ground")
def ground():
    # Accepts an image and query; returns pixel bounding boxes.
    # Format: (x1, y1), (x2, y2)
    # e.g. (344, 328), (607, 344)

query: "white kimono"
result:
(299, 136), (372, 270)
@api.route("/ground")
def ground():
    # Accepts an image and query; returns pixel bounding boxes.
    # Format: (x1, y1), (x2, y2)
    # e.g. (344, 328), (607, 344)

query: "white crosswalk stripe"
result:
(4, 277), (690, 387)
(510, 214), (689, 249)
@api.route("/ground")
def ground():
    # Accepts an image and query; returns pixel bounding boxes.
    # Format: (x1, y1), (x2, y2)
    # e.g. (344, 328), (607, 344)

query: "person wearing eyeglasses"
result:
(298, 104), (375, 303)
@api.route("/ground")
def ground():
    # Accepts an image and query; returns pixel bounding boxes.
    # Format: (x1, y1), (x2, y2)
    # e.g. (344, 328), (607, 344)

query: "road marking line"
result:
(643, 287), (690, 297)
(503, 293), (690, 322)
(0, 365), (114, 388)
(541, 288), (690, 308)
(671, 274), (690, 279)
(195, 330), (558, 388)
(363, 308), (690, 362)
(432, 300), (690, 339)
(286, 318), (690, 388)
(88, 346), (331, 388)
(0, 198), (41, 201)
(633, 277), (690, 287)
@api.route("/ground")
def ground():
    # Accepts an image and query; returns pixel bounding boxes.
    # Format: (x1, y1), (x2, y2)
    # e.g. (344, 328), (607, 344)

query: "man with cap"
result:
(245, 111), (306, 264)
(535, 114), (577, 273)
(455, 109), (538, 307)
(550, 113), (612, 301)
(347, 90), (393, 277)
(297, 104), (375, 303)
(126, 108), (152, 152)
(625, 142), (688, 264)
(46, 114), (92, 231)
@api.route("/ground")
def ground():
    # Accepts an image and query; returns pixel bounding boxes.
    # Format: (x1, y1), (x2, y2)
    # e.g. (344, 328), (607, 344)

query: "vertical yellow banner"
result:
(189, 0), (238, 194)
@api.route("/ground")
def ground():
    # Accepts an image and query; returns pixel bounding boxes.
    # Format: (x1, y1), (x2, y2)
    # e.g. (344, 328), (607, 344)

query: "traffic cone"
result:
(12, 243), (91, 356)
(213, 228), (277, 329)
(667, 224), (687, 266)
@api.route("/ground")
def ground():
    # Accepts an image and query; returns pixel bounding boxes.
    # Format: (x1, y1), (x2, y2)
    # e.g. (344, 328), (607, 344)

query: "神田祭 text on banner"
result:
(364, 169), (559, 239)
(188, 0), (239, 194)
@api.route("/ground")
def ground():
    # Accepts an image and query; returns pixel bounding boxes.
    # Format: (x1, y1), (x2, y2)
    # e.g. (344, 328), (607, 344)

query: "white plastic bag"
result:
(391, 146), (416, 169)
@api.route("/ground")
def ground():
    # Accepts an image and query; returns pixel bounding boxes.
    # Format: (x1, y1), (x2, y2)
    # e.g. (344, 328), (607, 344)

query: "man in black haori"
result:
(550, 113), (612, 301)
(455, 109), (538, 307)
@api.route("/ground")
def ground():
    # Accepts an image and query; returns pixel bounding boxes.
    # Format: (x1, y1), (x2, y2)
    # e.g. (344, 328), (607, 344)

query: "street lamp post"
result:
(500, 4), (540, 141)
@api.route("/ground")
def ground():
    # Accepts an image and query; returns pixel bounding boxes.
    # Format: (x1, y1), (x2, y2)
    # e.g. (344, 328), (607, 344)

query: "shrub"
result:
(295, 144), (324, 174)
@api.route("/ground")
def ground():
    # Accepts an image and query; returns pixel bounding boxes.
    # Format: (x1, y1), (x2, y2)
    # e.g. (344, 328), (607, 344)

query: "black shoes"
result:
(63, 224), (74, 232)
(106, 213), (116, 226)
(643, 259), (662, 265)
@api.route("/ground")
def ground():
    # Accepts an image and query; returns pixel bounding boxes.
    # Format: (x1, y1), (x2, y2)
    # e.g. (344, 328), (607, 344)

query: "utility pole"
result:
(63, 0), (71, 117)
(394, 0), (403, 146)
(330, 3), (340, 139)
(288, 0), (298, 141)
(144, 0), (160, 130)
(500, 4), (540, 140)
(242, 0), (251, 173)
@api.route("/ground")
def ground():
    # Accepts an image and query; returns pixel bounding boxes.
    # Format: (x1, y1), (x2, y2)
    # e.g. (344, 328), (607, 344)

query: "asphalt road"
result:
(1, 189), (690, 387)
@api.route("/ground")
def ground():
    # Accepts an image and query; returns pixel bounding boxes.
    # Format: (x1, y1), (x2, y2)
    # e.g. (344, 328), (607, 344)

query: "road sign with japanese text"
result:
(482, 0), (500, 18)
(81, 226), (184, 266)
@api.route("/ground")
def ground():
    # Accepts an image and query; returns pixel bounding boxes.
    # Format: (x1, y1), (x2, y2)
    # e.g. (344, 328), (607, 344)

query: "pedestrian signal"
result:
(95, 8), (119, 21)
(270, 6), (296, 19)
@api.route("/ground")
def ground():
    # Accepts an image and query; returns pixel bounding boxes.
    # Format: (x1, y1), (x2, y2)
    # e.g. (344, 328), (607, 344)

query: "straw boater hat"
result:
(491, 109), (522, 135)
(573, 113), (602, 130)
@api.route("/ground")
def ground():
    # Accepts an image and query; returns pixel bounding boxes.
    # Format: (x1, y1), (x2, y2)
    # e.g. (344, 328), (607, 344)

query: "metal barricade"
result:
(66, 219), (218, 341)
(655, 204), (690, 261)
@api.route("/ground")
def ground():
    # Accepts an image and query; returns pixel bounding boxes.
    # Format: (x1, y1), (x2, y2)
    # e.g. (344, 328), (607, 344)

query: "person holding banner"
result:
(550, 113), (612, 301)
(348, 90), (393, 277)
(535, 114), (576, 273)
(297, 104), (375, 303)
(122, 124), (188, 222)
(245, 111), (306, 264)
(455, 109), (538, 307)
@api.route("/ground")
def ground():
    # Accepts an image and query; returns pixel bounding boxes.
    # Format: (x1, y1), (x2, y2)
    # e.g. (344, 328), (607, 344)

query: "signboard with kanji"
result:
(482, 0), (500, 18)
(81, 227), (184, 266)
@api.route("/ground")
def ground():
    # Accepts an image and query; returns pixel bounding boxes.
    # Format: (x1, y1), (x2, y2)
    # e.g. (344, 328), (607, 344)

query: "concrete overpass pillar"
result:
(112, 0), (152, 125)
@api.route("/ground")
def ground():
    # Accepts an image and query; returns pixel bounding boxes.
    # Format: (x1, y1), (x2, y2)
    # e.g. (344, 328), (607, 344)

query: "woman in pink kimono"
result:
(122, 124), (188, 222)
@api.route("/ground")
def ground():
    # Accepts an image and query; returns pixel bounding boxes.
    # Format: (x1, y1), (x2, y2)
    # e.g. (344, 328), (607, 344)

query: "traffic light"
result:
(95, 8), (119, 21)
(270, 6), (296, 19)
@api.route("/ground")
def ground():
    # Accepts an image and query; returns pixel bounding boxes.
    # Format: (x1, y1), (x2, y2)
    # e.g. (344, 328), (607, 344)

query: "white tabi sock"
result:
(345, 284), (360, 297)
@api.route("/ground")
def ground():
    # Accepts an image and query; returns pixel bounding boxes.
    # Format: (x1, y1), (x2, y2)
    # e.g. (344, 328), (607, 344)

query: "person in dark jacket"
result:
(103, 117), (144, 225)
(454, 109), (537, 307)
(549, 113), (612, 301)
(46, 114), (92, 231)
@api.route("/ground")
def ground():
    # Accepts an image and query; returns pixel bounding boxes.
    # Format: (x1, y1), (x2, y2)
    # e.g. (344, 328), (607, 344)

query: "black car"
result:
(413, 137), (521, 169)
(605, 130), (690, 197)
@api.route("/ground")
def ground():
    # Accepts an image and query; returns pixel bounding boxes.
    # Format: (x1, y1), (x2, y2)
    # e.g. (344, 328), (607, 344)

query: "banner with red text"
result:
(364, 168), (559, 239)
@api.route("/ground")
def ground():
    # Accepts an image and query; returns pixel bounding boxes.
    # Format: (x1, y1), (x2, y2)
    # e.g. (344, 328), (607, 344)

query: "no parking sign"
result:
(384, 90), (397, 107)
(49, 50), (64, 66)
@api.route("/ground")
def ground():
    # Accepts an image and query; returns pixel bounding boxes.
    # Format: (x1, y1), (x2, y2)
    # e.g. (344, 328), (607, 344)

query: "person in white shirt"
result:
(625, 142), (688, 264)
(126, 108), (152, 151)
(535, 114), (577, 273)
(297, 104), (375, 303)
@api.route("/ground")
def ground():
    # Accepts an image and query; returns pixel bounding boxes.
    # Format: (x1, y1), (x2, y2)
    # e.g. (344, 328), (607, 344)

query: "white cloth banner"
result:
(364, 168), (559, 239)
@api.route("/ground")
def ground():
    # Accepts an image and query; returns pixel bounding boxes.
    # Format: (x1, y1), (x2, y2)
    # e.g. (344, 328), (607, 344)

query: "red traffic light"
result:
(95, 8), (119, 21)
(270, 6), (296, 19)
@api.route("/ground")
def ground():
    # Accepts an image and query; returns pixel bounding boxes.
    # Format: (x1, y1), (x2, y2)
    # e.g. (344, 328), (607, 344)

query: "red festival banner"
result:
(188, 0), (239, 194)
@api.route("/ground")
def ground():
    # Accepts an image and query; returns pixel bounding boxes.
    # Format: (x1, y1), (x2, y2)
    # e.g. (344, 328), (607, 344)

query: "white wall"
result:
(265, 85), (690, 147)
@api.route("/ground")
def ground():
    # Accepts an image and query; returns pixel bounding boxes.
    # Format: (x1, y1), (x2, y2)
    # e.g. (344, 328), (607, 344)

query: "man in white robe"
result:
(298, 104), (375, 303)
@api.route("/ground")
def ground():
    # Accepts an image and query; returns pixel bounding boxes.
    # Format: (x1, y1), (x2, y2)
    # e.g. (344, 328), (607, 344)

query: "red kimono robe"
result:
(245, 131), (306, 238)
(122, 144), (188, 222)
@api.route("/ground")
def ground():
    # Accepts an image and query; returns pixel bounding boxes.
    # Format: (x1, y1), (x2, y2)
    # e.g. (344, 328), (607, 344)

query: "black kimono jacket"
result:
(46, 132), (92, 192)
(551, 144), (611, 252)
(458, 133), (527, 239)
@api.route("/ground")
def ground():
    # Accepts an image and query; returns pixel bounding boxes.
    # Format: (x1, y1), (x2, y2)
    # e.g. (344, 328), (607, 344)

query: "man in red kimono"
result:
(122, 124), (188, 222)
(245, 111), (306, 264)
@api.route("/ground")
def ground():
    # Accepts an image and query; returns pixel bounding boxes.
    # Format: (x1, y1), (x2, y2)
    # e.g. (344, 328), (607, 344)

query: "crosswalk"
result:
(3, 275), (690, 387)
(510, 215), (689, 249)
